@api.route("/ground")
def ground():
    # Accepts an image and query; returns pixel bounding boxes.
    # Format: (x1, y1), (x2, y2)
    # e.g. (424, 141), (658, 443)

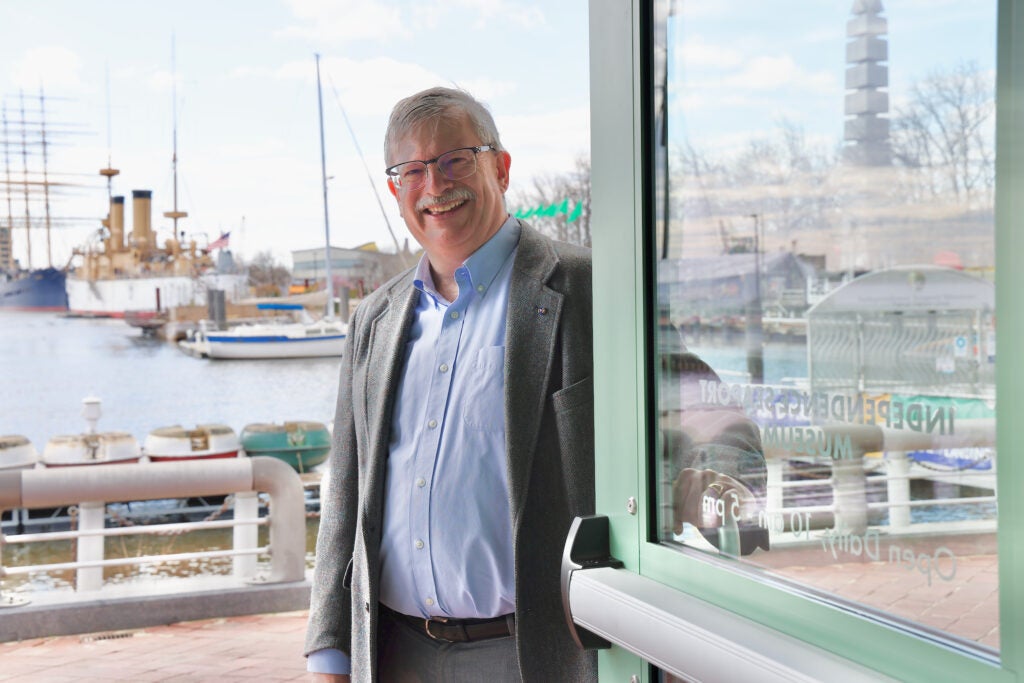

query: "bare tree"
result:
(665, 65), (995, 271)
(891, 61), (995, 208)
(244, 250), (292, 297)
(672, 120), (841, 259)
(510, 155), (591, 247)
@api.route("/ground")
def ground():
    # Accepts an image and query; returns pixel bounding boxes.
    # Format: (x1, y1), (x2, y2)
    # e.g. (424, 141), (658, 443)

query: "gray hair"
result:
(384, 86), (504, 165)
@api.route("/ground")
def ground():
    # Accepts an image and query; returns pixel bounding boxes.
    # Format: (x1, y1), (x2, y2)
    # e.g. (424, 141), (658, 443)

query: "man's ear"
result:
(387, 177), (399, 199)
(497, 151), (512, 191)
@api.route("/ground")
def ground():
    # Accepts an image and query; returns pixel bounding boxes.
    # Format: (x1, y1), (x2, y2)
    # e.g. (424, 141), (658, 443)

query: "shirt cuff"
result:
(306, 648), (352, 674)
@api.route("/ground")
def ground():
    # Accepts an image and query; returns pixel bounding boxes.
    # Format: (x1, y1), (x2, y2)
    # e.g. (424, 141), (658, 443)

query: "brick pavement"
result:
(0, 610), (311, 682)
(0, 548), (1000, 681)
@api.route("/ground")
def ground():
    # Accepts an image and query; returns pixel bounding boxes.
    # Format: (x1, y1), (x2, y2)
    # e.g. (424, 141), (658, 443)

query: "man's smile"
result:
(417, 188), (475, 216)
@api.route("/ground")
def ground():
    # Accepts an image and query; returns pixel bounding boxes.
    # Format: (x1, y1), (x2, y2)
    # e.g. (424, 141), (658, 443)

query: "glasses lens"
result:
(394, 162), (427, 189)
(438, 148), (478, 181)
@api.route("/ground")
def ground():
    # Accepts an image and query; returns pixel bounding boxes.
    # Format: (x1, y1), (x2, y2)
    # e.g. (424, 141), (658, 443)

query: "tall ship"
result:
(66, 185), (249, 318)
(67, 57), (249, 319)
(0, 91), (71, 312)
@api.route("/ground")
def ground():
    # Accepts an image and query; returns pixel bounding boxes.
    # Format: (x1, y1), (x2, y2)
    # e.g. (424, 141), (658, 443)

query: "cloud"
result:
(277, 0), (410, 43)
(239, 55), (519, 124)
(9, 46), (86, 91)
(278, 0), (546, 43)
(430, 0), (546, 29)
(679, 38), (743, 69)
(147, 68), (183, 94)
(723, 55), (836, 93)
(501, 105), (590, 184)
(262, 56), (448, 120)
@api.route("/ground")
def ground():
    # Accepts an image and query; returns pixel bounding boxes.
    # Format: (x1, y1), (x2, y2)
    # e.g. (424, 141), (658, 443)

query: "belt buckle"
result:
(423, 616), (449, 641)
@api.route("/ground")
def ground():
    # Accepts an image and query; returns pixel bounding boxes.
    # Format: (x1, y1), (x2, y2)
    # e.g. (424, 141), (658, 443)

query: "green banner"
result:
(514, 198), (583, 222)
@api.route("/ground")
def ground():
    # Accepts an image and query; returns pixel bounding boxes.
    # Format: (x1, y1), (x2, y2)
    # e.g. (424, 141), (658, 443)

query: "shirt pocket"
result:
(463, 345), (505, 432)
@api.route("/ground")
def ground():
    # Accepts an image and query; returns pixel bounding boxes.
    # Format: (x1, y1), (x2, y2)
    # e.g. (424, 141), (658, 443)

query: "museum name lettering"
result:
(697, 380), (956, 435)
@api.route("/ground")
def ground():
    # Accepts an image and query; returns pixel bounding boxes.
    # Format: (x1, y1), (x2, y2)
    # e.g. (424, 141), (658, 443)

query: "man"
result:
(305, 86), (596, 682)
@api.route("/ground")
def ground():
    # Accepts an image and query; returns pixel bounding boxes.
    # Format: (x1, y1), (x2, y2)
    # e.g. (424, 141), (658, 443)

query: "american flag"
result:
(209, 232), (231, 250)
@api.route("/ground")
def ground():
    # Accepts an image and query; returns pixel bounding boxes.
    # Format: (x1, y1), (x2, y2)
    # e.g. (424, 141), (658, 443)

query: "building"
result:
(291, 241), (417, 297)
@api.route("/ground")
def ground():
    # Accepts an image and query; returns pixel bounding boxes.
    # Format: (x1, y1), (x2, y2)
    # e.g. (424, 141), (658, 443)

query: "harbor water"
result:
(0, 311), (342, 449)
(1, 310), (336, 594)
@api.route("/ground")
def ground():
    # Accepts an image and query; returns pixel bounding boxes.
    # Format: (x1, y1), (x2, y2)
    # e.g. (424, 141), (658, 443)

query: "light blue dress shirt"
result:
(308, 217), (521, 675)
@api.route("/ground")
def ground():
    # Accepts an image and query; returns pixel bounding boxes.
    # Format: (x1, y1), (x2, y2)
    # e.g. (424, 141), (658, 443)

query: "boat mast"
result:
(38, 88), (54, 267)
(99, 66), (120, 204)
(18, 92), (32, 270)
(163, 37), (188, 239)
(1, 101), (13, 272)
(315, 54), (335, 321)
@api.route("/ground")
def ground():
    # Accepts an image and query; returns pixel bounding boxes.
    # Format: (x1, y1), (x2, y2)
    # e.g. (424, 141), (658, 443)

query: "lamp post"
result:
(746, 213), (764, 383)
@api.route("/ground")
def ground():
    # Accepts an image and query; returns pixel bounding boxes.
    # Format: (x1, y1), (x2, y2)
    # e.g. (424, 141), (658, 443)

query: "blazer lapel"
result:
(505, 226), (563, 530)
(362, 278), (419, 531)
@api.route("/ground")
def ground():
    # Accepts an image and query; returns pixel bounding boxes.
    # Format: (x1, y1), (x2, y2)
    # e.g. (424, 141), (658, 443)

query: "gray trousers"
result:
(377, 609), (521, 682)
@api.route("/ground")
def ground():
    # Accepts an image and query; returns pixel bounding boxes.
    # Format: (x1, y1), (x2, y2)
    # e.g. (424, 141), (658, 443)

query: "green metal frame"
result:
(588, 0), (1023, 680)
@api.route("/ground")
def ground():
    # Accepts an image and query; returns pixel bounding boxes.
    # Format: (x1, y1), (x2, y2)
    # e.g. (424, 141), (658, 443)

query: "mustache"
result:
(416, 188), (475, 212)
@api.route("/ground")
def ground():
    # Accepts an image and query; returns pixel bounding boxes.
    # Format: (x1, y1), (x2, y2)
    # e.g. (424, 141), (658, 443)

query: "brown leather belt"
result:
(383, 606), (514, 643)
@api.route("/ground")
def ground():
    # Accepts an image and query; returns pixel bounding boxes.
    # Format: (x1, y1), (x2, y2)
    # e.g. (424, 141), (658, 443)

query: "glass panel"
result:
(653, 0), (998, 653)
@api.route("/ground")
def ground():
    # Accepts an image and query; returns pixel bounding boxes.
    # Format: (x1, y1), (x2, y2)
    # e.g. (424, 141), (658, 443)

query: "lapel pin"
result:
(536, 306), (548, 315)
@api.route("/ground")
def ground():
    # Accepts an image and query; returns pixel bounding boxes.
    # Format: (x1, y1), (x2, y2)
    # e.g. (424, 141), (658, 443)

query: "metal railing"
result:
(760, 419), (996, 543)
(0, 456), (306, 607)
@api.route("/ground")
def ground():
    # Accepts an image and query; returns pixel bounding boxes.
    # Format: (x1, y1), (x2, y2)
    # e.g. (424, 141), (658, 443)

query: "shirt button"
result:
(428, 419), (438, 429)
(476, 284), (485, 293)
(416, 478), (426, 488)
(450, 311), (460, 320)
(415, 539), (424, 549)
(425, 597), (435, 606)
(439, 363), (449, 373)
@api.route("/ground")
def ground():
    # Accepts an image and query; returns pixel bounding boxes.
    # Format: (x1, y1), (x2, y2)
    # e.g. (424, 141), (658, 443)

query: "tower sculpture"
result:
(844, 0), (891, 166)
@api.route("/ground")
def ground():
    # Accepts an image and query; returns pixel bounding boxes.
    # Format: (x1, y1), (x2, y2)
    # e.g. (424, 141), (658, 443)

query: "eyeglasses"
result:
(385, 145), (496, 190)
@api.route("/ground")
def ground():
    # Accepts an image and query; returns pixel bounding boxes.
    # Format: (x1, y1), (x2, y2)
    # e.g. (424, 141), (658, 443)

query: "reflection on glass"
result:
(653, 0), (998, 654)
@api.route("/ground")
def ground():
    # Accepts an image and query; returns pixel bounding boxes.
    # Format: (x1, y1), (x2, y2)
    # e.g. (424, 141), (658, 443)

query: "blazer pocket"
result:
(553, 376), (595, 516)
(552, 375), (593, 416)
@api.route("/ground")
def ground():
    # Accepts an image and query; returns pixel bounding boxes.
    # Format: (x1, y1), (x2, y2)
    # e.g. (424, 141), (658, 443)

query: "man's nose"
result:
(422, 162), (452, 193)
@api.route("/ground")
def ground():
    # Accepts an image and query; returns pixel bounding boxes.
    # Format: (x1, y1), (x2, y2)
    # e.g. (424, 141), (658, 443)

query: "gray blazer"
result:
(305, 224), (597, 682)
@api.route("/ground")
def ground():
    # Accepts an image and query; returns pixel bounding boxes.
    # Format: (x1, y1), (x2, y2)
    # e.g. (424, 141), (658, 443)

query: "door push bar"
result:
(560, 514), (623, 650)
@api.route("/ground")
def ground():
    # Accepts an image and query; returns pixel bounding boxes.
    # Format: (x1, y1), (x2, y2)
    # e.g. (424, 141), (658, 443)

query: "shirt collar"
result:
(413, 215), (521, 303)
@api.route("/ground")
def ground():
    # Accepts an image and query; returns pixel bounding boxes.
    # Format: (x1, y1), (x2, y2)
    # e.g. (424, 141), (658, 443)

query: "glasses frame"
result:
(385, 144), (496, 190)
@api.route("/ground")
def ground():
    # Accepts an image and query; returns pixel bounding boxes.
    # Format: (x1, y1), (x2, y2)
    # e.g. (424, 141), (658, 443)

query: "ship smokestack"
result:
(110, 196), (125, 252)
(131, 190), (154, 252)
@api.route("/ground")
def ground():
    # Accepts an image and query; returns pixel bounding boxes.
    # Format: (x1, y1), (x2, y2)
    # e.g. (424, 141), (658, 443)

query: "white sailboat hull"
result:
(184, 317), (347, 360)
(205, 334), (345, 359)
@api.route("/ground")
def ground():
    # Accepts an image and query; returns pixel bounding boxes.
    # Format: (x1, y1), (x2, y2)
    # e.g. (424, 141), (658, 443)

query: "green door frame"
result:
(587, 1), (1024, 680)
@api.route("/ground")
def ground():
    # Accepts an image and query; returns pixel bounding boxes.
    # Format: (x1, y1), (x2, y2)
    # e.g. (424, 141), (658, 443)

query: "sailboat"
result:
(181, 301), (346, 359)
(177, 55), (346, 360)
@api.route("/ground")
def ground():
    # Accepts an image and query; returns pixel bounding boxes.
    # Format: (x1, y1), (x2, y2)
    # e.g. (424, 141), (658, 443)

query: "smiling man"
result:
(305, 87), (596, 682)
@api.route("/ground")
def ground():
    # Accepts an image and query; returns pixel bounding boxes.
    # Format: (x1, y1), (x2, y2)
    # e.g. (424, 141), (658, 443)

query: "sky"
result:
(0, 0), (591, 269)
(670, 0), (996, 157)
(0, 1), (997, 272)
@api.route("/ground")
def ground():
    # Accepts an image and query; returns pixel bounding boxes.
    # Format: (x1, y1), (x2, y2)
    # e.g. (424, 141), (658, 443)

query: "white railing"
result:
(0, 456), (306, 606)
(760, 419), (996, 544)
